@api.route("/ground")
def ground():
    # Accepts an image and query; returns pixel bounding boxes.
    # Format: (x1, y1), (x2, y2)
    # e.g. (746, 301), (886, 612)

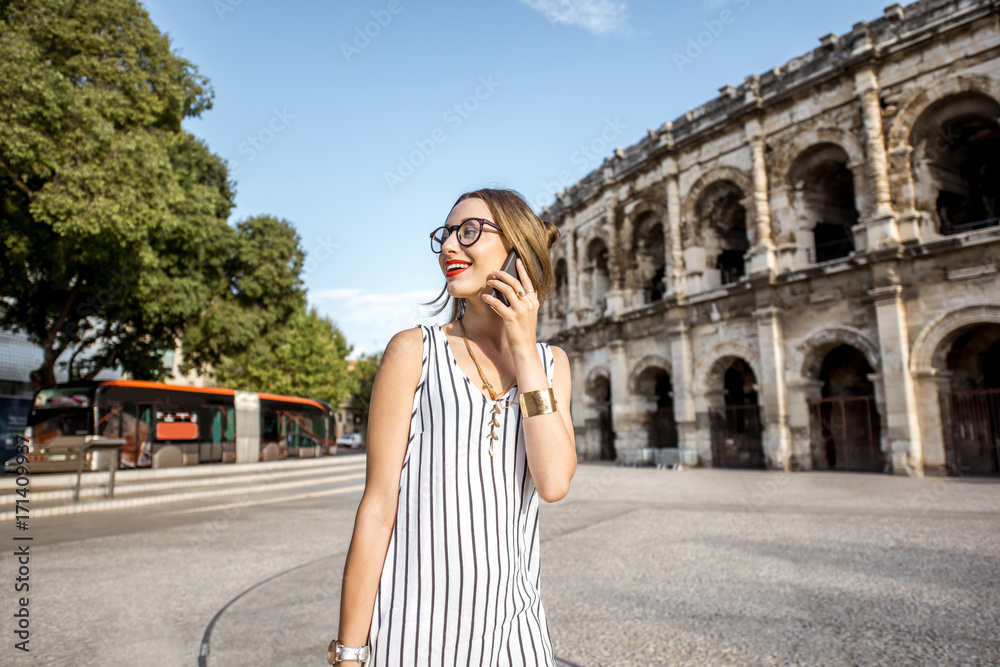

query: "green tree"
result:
(215, 308), (354, 408)
(179, 215), (306, 376)
(0, 0), (303, 388)
(350, 352), (382, 416)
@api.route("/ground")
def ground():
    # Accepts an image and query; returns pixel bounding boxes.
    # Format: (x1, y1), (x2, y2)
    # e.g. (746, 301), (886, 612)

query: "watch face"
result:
(327, 639), (340, 664)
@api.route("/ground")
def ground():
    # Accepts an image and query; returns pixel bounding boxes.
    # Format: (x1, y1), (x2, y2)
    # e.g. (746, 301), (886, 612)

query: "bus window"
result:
(211, 409), (224, 444)
(126, 406), (154, 468)
(262, 410), (280, 441)
(225, 407), (235, 441)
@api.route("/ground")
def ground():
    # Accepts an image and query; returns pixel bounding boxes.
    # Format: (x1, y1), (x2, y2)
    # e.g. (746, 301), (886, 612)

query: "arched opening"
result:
(941, 324), (1000, 475)
(587, 375), (616, 461)
(709, 357), (764, 468)
(633, 213), (666, 303)
(697, 181), (750, 285)
(635, 366), (678, 450)
(587, 238), (610, 316)
(553, 257), (568, 319)
(809, 345), (883, 472)
(910, 92), (1000, 235)
(788, 143), (859, 263)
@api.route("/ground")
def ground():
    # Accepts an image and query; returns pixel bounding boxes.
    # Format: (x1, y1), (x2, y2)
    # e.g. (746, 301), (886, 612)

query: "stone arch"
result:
(910, 303), (1000, 373)
(772, 128), (873, 223)
(772, 127), (868, 181)
(582, 226), (614, 256)
(628, 355), (673, 395)
(693, 342), (762, 396)
(681, 166), (755, 246)
(550, 255), (570, 319)
(888, 75), (1000, 151)
(623, 197), (667, 230)
(887, 76), (1000, 220)
(793, 325), (881, 381)
(585, 365), (613, 396)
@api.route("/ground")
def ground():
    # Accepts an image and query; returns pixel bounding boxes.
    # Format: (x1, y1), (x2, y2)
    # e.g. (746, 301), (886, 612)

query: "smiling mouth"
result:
(445, 261), (471, 277)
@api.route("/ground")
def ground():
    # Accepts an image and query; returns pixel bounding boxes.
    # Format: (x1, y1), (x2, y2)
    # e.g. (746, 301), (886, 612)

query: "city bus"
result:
(8, 380), (337, 474)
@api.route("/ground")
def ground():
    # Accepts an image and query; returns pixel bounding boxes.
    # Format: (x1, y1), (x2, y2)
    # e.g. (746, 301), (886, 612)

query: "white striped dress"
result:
(368, 324), (556, 667)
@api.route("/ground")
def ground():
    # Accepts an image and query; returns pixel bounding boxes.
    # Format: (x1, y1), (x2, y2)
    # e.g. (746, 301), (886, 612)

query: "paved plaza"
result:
(10, 461), (1000, 666)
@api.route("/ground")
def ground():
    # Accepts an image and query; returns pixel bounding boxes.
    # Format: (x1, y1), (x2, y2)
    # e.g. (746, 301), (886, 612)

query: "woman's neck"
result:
(458, 298), (506, 351)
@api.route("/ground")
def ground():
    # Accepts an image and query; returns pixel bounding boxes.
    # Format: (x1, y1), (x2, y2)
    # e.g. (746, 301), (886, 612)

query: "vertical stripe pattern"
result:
(369, 324), (555, 667)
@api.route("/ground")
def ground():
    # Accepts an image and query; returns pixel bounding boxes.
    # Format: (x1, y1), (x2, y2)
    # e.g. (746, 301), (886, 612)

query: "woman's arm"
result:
(513, 343), (576, 502)
(335, 327), (423, 661)
(485, 259), (576, 503)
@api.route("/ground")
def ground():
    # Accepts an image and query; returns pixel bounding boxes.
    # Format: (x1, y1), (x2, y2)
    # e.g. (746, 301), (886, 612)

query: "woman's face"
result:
(439, 197), (511, 301)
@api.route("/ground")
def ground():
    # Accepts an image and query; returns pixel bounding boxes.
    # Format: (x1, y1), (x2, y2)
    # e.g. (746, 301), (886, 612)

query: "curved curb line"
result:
(197, 555), (334, 666)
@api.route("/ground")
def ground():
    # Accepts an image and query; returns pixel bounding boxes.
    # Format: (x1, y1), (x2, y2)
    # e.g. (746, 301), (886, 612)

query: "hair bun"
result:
(543, 221), (561, 249)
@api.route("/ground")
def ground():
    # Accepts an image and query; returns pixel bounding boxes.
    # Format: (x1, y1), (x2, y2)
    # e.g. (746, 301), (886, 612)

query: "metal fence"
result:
(809, 396), (883, 473)
(942, 388), (1000, 475)
(709, 405), (765, 469)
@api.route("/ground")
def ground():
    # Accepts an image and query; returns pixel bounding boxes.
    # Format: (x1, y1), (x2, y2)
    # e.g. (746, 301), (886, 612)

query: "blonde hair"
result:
(428, 188), (561, 321)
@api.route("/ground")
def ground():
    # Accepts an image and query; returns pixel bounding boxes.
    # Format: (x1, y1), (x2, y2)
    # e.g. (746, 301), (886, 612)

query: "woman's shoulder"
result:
(380, 327), (426, 378)
(538, 341), (568, 362)
(386, 326), (426, 354)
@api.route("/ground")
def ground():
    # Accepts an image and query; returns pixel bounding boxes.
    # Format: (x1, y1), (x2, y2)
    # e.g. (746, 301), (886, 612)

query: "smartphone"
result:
(490, 249), (521, 307)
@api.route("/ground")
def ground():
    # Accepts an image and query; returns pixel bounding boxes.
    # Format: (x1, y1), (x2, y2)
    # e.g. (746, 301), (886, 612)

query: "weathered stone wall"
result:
(541, 0), (1000, 476)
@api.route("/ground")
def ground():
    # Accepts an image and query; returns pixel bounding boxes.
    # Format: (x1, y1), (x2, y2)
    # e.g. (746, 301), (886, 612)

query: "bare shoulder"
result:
(548, 345), (571, 376)
(378, 327), (424, 384)
(548, 344), (569, 366)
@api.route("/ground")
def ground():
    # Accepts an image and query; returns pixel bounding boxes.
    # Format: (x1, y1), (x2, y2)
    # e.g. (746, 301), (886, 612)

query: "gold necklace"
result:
(459, 318), (516, 457)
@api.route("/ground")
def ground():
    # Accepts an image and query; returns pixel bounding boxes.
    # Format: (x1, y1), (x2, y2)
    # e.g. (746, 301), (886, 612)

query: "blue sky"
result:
(143, 0), (891, 357)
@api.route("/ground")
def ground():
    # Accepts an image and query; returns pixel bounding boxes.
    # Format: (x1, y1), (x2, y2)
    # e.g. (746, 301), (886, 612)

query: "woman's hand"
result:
(482, 257), (538, 354)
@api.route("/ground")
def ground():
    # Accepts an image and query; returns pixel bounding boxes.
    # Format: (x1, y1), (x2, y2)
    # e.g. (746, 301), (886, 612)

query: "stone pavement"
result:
(9, 462), (1000, 666)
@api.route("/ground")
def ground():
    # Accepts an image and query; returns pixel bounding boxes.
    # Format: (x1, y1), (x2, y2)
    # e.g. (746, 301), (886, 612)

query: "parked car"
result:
(337, 433), (363, 449)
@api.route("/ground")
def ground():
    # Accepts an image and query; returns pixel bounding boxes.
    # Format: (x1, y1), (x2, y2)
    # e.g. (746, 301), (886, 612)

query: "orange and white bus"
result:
(8, 380), (337, 473)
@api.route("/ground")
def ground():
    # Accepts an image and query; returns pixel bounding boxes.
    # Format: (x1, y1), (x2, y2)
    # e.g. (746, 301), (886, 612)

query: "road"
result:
(5, 455), (1000, 666)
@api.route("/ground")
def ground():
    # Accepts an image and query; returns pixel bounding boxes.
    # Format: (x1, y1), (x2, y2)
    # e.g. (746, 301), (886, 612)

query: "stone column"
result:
(868, 285), (923, 476)
(753, 306), (791, 469)
(786, 379), (824, 470)
(569, 350), (589, 459)
(913, 369), (952, 476)
(575, 233), (588, 321)
(564, 232), (578, 329)
(854, 67), (902, 249)
(603, 194), (627, 317)
(744, 116), (777, 275)
(619, 211), (638, 308)
(887, 144), (922, 241)
(608, 340), (632, 455)
(667, 321), (698, 455)
(665, 157), (687, 300)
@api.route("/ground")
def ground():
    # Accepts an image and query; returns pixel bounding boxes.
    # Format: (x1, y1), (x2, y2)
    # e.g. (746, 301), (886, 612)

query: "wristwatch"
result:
(327, 638), (370, 664)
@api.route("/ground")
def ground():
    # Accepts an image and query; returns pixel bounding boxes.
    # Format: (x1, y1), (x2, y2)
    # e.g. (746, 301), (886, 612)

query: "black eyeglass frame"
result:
(429, 218), (503, 254)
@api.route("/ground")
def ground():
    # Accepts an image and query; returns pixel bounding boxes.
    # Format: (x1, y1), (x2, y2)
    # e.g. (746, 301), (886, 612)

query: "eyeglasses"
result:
(429, 218), (502, 254)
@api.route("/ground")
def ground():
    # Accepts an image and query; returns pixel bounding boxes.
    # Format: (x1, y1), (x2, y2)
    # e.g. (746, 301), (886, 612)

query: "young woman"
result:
(329, 188), (577, 666)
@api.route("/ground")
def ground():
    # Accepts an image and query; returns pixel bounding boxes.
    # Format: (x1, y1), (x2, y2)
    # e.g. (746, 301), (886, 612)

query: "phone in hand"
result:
(490, 249), (521, 307)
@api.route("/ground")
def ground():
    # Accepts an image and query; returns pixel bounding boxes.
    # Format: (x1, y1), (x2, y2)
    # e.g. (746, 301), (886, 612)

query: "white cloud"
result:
(311, 288), (442, 359)
(517, 0), (633, 37)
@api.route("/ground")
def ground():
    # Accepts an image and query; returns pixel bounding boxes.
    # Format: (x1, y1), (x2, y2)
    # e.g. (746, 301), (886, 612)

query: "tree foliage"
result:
(214, 308), (354, 409)
(0, 0), (303, 389)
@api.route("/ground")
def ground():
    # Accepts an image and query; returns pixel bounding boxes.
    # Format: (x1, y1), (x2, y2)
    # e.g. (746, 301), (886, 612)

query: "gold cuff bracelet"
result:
(519, 388), (557, 418)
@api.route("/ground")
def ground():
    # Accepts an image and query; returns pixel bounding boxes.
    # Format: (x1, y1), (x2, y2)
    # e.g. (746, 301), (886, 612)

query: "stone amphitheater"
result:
(539, 0), (1000, 477)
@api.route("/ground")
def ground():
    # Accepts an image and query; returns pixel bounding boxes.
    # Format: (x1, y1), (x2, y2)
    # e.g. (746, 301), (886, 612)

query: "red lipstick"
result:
(445, 259), (471, 277)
